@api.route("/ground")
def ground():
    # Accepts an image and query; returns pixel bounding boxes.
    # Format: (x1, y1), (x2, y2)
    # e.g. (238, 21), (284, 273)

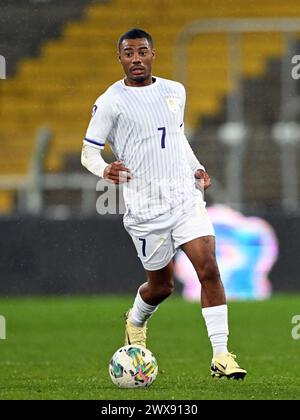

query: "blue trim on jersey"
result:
(84, 138), (105, 147)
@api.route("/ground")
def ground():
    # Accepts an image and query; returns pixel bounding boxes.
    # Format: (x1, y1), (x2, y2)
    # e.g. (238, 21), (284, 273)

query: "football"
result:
(109, 345), (158, 388)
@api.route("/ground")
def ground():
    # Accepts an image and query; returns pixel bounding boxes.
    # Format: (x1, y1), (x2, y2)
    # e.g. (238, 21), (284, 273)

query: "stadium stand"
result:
(1, 0), (300, 213)
(0, 0), (94, 211)
(0, 0), (92, 76)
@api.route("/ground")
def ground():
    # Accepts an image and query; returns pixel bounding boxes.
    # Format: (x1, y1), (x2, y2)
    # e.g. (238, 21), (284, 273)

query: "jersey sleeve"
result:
(83, 93), (114, 150)
(183, 136), (205, 173)
(178, 83), (206, 172)
(178, 82), (186, 131)
(81, 143), (108, 178)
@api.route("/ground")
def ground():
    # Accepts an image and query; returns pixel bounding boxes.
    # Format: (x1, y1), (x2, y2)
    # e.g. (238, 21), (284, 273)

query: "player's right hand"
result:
(103, 161), (132, 184)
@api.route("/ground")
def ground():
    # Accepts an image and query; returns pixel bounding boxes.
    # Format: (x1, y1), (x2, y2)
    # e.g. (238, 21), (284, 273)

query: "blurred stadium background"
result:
(1, 0), (300, 296)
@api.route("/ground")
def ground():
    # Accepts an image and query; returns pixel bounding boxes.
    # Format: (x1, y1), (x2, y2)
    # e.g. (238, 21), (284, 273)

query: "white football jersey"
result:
(84, 77), (202, 224)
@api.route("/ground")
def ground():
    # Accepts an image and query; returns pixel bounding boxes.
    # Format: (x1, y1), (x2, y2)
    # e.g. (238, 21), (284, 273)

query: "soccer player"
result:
(81, 28), (246, 380)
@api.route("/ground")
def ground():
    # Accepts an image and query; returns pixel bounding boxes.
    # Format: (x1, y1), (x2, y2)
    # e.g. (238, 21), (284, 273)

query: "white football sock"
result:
(202, 304), (229, 357)
(130, 288), (158, 327)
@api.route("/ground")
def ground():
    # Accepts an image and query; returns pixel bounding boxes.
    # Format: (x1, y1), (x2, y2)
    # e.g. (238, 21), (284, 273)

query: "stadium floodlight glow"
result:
(0, 315), (6, 340)
(0, 55), (6, 79)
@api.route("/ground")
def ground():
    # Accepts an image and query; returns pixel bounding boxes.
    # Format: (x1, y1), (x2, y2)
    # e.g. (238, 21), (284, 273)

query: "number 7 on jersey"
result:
(158, 127), (166, 149)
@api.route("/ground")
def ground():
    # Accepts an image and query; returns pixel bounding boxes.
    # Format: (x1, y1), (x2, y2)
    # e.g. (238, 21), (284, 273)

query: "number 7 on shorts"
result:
(138, 238), (146, 257)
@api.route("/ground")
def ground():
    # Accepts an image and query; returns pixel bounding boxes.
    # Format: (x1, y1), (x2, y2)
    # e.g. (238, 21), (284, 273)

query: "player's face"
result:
(119, 38), (155, 86)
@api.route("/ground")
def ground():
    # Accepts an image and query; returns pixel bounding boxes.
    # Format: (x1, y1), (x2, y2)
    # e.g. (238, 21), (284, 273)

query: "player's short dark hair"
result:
(118, 28), (153, 51)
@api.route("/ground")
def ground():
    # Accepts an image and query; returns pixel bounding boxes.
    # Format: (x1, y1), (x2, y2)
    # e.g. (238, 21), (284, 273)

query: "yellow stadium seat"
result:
(0, 191), (15, 214)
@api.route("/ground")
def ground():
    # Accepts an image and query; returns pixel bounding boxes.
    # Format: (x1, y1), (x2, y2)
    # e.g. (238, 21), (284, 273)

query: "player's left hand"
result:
(194, 169), (211, 191)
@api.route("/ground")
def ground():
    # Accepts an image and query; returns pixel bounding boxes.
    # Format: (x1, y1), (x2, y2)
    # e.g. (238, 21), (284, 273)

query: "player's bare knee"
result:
(197, 258), (220, 284)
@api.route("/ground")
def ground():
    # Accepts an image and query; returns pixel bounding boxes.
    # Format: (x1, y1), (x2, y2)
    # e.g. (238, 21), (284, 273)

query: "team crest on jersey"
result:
(165, 96), (180, 113)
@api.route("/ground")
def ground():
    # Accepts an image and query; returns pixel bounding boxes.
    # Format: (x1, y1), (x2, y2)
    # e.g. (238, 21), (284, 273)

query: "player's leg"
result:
(181, 236), (246, 380)
(172, 201), (246, 379)
(124, 215), (176, 347)
(180, 236), (224, 308)
(180, 236), (228, 352)
(125, 261), (174, 347)
(141, 260), (175, 305)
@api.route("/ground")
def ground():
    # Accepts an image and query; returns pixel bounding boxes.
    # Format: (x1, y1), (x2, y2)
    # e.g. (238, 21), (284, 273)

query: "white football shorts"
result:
(124, 198), (215, 271)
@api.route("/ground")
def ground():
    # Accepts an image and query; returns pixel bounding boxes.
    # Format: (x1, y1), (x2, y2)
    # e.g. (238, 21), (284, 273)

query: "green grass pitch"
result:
(0, 294), (299, 400)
